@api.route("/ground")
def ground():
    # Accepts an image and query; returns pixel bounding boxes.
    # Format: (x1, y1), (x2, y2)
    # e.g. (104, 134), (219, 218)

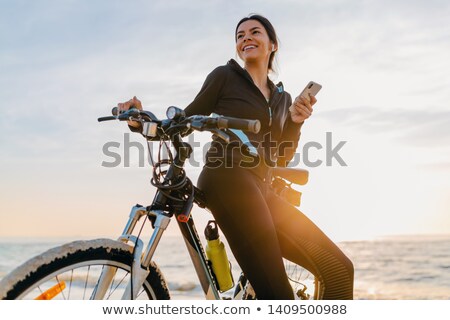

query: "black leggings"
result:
(198, 166), (354, 300)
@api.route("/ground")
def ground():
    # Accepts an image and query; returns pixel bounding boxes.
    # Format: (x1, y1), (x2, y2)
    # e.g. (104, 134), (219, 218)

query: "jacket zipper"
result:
(230, 60), (276, 127)
(257, 87), (274, 127)
(267, 102), (273, 127)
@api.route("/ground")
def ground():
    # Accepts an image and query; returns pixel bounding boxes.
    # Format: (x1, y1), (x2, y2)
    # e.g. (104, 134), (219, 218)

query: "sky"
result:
(0, 0), (449, 242)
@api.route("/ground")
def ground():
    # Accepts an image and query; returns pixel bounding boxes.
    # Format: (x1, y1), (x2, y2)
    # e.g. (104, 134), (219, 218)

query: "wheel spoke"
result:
(284, 258), (317, 299)
(106, 271), (129, 299)
(55, 275), (66, 300)
(82, 266), (91, 300)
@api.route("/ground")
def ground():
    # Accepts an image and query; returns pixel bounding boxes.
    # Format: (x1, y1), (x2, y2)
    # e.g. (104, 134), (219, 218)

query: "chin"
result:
(242, 55), (261, 63)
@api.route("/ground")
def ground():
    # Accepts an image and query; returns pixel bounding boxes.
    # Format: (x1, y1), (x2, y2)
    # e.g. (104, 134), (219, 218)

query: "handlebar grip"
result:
(111, 107), (140, 119)
(217, 117), (261, 134)
(98, 116), (117, 122)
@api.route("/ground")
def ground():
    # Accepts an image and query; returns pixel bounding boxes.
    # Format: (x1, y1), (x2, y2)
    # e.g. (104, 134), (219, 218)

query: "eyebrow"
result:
(236, 26), (262, 34)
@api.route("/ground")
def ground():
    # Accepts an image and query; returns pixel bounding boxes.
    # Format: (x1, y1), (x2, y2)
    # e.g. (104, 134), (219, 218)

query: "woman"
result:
(119, 14), (354, 300)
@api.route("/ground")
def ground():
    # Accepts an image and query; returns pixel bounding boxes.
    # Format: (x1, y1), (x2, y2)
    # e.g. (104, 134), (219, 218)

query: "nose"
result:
(243, 34), (252, 42)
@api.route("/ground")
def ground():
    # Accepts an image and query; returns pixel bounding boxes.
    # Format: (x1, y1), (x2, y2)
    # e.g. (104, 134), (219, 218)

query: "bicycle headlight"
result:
(166, 106), (185, 120)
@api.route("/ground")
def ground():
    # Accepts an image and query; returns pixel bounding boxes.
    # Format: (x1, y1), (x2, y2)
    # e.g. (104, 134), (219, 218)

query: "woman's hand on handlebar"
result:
(117, 96), (143, 128)
(289, 94), (317, 124)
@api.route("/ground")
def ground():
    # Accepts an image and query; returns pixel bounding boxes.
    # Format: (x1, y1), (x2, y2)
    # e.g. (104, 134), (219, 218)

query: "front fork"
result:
(92, 205), (171, 300)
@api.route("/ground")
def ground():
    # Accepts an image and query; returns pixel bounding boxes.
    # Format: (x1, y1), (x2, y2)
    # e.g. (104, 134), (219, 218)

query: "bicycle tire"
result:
(0, 239), (170, 300)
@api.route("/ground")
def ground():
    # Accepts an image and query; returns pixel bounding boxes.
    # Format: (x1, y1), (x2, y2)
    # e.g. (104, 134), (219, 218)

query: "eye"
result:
(252, 30), (260, 35)
(237, 34), (244, 39)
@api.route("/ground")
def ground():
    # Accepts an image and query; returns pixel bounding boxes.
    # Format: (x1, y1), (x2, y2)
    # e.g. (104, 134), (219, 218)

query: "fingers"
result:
(290, 104), (310, 122)
(117, 102), (125, 113)
(293, 96), (312, 116)
(300, 96), (312, 110)
(289, 106), (310, 123)
(295, 104), (311, 118)
(117, 101), (130, 113)
(131, 96), (143, 110)
(289, 93), (318, 123)
(310, 95), (317, 106)
(117, 96), (142, 113)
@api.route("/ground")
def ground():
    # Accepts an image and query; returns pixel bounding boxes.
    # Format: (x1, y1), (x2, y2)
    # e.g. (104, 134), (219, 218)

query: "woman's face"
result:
(236, 19), (275, 66)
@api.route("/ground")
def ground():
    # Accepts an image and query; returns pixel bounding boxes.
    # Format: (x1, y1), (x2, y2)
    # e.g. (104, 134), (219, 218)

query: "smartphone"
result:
(300, 81), (322, 99)
(289, 81), (322, 113)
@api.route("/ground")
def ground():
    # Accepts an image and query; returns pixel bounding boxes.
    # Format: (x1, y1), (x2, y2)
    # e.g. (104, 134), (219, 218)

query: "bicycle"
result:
(0, 106), (323, 300)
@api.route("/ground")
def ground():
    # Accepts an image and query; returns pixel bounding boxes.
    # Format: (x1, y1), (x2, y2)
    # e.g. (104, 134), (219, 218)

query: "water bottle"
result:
(204, 220), (234, 292)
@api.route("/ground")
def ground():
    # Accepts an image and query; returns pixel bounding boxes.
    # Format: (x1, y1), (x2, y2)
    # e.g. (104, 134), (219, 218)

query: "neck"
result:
(244, 60), (269, 89)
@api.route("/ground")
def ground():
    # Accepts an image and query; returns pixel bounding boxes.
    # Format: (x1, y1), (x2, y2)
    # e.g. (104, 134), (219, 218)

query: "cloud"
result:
(317, 106), (450, 148)
(0, 0), (235, 168)
(420, 162), (450, 172)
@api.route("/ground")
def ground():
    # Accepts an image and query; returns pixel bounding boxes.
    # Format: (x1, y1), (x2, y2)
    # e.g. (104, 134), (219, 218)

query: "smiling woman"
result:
(235, 16), (278, 74)
(235, 17), (278, 101)
(116, 13), (353, 300)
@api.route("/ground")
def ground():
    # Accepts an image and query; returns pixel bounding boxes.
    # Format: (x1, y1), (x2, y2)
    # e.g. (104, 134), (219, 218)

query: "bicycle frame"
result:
(93, 130), (228, 300)
(91, 110), (314, 300)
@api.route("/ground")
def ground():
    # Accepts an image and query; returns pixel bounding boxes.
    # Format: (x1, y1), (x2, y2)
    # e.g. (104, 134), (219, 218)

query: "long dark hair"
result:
(235, 14), (279, 72)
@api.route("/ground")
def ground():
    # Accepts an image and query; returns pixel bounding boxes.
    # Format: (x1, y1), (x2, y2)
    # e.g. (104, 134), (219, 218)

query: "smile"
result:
(243, 45), (257, 51)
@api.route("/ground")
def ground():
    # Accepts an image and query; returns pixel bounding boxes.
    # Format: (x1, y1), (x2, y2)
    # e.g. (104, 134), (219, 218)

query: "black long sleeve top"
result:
(185, 59), (303, 178)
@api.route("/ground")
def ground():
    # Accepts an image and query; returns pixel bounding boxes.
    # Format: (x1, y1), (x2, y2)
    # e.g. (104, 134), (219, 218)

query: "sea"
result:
(0, 234), (449, 300)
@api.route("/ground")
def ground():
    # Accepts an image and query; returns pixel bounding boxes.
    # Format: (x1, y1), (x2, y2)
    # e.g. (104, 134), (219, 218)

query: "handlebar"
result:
(216, 116), (260, 134)
(98, 106), (261, 137)
(98, 107), (136, 122)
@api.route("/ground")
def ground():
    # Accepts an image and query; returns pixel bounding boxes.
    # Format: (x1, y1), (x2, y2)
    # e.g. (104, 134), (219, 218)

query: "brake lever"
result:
(211, 129), (230, 143)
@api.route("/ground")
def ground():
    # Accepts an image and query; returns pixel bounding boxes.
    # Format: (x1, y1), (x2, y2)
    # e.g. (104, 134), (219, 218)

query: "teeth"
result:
(244, 45), (256, 51)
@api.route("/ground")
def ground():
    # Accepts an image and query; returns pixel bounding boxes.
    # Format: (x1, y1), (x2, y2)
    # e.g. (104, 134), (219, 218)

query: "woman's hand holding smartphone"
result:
(289, 81), (321, 124)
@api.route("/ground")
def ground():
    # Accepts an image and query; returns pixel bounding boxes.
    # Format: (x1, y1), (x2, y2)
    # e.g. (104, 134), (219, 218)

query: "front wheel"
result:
(0, 239), (170, 300)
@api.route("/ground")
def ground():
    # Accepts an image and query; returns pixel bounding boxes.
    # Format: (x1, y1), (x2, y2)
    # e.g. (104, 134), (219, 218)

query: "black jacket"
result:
(185, 59), (303, 177)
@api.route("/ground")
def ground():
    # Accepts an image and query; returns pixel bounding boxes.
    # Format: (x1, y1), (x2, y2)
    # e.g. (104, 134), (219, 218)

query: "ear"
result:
(272, 43), (278, 52)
